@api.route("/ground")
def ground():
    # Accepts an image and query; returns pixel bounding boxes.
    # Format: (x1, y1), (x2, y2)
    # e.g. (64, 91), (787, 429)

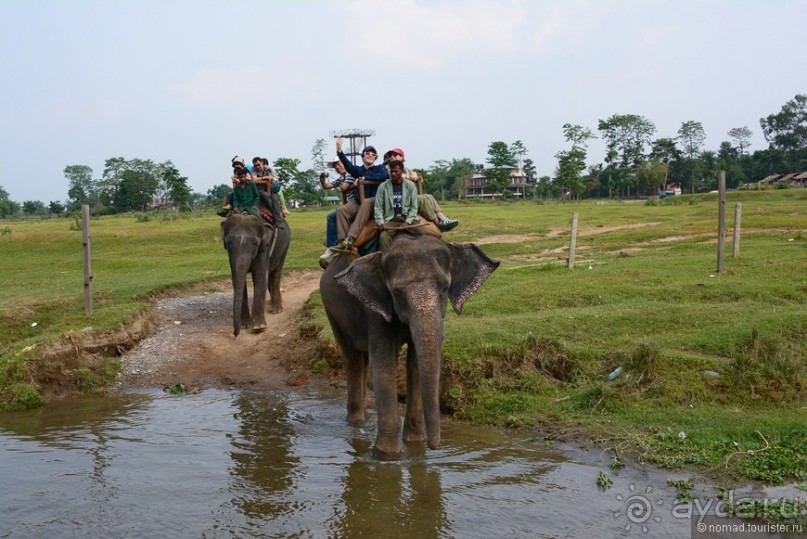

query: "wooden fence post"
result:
(717, 171), (726, 273)
(733, 202), (742, 258)
(82, 204), (93, 316)
(568, 212), (578, 269)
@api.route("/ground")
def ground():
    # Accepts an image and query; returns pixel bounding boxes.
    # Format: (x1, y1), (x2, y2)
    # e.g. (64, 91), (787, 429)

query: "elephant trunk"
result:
(408, 307), (445, 450)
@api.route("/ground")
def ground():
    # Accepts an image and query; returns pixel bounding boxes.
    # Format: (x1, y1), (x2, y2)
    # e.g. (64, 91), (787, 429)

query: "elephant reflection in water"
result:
(320, 234), (499, 460)
(226, 393), (298, 518)
(330, 437), (448, 538)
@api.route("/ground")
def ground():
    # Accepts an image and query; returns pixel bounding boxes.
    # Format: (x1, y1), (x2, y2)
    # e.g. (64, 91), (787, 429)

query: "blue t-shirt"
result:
(392, 185), (403, 216)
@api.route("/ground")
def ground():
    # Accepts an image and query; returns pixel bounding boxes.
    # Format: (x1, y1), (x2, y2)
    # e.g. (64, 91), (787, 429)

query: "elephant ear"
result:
(334, 252), (394, 322)
(446, 243), (500, 315)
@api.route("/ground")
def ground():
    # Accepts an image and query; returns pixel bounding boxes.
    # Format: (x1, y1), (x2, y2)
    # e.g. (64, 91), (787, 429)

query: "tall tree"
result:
(650, 137), (680, 188)
(160, 162), (191, 210)
(0, 186), (21, 218)
(760, 94), (807, 151)
(728, 126), (753, 156)
(64, 164), (96, 211)
(424, 158), (474, 200)
(699, 150), (720, 191)
(598, 114), (656, 197)
(760, 94), (807, 171)
(97, 157), (127, 208)
(311, 138), (328, 173)
(23, 200), (47, 216)
(678, 120), (706, 194)
(554, 147), (587, 199)
(114, 168), (159, 212)
(717, 141), (747, 187)
(485, 141), (516, 195)
(48, 201), (66, 215)
(522, 158), (537, 185)
(207, 184), (232, 206)
(554, 124), (595, 199)
(510, 140), (528, 172)
(272, 157), (301, 184)
(272, 157), (323, 206)
(636, 158), (667, 195)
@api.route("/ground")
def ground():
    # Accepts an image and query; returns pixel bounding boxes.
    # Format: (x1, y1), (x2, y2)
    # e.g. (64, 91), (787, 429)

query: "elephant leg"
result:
(403, 344), (426, 443)
(240, 282), (252, 329)
(345, 348), (369, 424)
(251, 288), (267, 332)
(267, 268), (283, 314)
(251, 262), (268, 332)
(370, 336), (403, 461)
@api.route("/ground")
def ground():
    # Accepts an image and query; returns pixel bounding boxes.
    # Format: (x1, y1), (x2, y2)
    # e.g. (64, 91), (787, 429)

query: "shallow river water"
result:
(0, 386), (799, 538)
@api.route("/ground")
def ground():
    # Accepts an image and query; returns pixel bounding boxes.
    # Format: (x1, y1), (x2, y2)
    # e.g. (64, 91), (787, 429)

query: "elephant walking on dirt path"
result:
(320, 234), (499, 460)
(221, 213), (291, 336)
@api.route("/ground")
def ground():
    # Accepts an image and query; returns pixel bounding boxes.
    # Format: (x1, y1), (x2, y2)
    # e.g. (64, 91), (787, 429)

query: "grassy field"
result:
(1, 190), (805, 485)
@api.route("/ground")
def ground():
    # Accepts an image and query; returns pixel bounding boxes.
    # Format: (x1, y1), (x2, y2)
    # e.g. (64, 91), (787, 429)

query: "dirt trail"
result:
(117, 270), (323, 391)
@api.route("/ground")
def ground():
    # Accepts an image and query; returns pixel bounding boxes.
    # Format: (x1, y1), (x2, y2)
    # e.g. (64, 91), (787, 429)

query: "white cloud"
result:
(168, 66), (274, 109)
(339, 0), (530, 69)
(336, 0), (604, 70)
(49, 97), (128, 123)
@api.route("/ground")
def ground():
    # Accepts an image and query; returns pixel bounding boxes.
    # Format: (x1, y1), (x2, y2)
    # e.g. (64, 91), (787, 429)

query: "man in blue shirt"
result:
(332, 136), (389, 252)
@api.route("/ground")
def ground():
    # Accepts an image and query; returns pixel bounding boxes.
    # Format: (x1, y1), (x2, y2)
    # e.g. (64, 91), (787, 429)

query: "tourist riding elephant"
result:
(320, 234), (499, 460)
(221, 213), (291, 336)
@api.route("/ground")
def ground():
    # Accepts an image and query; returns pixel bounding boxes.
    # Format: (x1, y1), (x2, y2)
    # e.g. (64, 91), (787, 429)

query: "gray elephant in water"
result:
(221, 213), (291, 336)
(320, 234), (499, 460)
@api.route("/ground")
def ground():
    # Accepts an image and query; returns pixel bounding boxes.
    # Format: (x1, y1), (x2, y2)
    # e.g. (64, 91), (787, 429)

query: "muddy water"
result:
(0, 386), (794, 538)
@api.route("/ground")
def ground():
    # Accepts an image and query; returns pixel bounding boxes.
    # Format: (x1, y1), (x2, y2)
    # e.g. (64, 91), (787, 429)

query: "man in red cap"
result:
(383, 148), (458, 232)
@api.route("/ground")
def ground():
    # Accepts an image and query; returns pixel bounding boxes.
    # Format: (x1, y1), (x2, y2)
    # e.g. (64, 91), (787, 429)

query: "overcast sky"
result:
(1, 0), (805, 203)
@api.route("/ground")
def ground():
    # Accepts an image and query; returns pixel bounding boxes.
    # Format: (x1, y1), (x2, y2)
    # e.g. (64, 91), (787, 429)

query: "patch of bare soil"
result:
(116, 270), (323, 391)
(545, 222), (659, 238)
(475, 234), (537, 245)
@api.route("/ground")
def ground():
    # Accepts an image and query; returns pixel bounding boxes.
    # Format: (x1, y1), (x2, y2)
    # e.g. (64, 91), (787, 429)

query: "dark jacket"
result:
(337, 151), (388, 198)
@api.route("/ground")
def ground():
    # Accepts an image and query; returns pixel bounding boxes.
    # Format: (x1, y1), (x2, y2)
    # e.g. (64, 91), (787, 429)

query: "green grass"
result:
(1, 192), (806, 484)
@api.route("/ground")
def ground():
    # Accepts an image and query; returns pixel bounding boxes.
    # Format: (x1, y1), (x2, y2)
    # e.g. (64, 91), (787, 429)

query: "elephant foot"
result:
(251, 322), (267, 333)
(268, 305), (284, 314)
(403, 428), (426, 443)
(346, 411), (366, 425)
(372, 445), (401, 461)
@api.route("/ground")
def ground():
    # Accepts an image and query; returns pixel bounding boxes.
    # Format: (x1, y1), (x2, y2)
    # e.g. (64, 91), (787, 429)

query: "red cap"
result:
(388, 147), (405, 158)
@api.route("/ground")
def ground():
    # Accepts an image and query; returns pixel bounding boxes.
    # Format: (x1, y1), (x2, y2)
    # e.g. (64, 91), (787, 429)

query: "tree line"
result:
(421, 93), (806, 200)
(0, 140), (333, 218)
(1, 94), (804, 218)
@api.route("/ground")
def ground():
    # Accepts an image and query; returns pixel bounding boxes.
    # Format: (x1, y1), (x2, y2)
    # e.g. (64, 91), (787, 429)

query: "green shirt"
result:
(232, 181), (261, 217)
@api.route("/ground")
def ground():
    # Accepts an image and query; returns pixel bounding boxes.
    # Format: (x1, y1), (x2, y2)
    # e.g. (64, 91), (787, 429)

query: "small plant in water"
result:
(610, 454), (625, 469)
(164, 383), (189, 395)
(666, 477), (695, 503)
(596, 471), (613, 491)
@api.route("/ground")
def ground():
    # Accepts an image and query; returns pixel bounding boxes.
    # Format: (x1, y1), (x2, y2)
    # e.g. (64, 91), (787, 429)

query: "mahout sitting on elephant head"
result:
(320, 233), (499, 460)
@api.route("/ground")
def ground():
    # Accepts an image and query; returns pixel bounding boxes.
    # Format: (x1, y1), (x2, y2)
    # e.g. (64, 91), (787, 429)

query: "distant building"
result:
(757, 172), (807, 188)
(463, 165), (530, 198)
